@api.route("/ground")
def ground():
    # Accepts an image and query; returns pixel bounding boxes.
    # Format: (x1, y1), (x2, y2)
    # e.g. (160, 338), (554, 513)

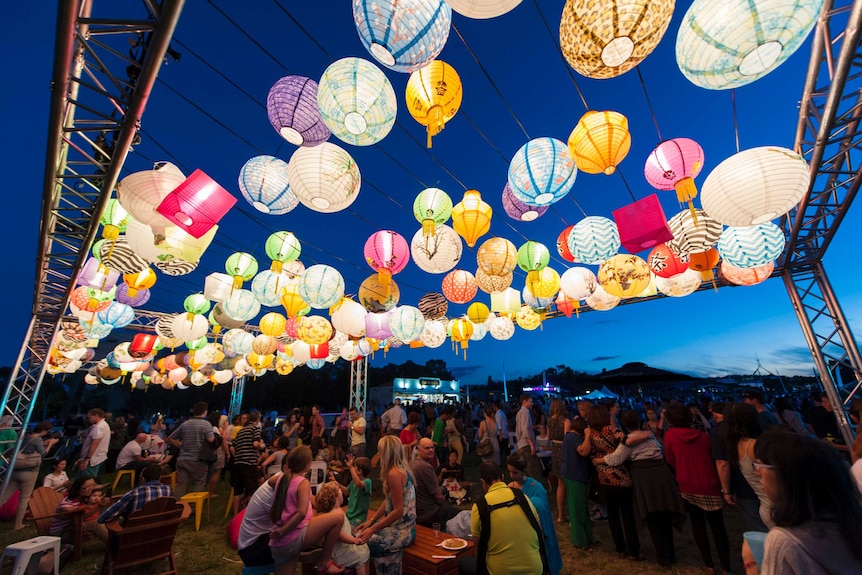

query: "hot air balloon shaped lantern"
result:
(406, 60), (463, 147)
(413, 187), (453, 238)
(568, 111), (631, 175)
(365, 230), (410, 295)
(156, 169), (237, 239)
(451, 190), (492, 247)
(612, 193), (673, 254)
(644, 138), (705, 223)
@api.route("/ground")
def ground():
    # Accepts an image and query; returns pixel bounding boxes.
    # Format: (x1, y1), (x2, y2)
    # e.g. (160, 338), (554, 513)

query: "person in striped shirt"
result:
(232, 410), (264, 515)
(97, 464), (174, 524)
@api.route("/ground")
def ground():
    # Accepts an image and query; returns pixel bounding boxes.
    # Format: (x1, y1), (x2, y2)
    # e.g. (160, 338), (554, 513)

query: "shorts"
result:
(270, 524), (308, 564)
(231, 463), (260, 497)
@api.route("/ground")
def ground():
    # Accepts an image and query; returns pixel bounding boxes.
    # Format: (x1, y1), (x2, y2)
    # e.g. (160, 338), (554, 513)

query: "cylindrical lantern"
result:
(567, 216), (621, 264)
(666, 208), (723, 257)
(508, 137), (577, 206)
(490, 287), (520, 314)
(445, 0), (522, 19)
(451, 190), (492, 247)
(359, 275), (400, 312)
(298, 265), (345, 309)
(442, 269), (478, 304)
(502, 183), (548, 222)
(413, 188), (453, 237)
(477, 237), (518, 276)
(644, 138), (705, 210)
(225, 252), (258, 291)
(411, 224), (462, 274)
(598, 255), (651, 298)
(266, 76), (330, 146)
(78, 257), (120, 291)
(287, 142), (361, 213)
(204, 273), (233, 303)
(238, 156), (298, 215)
(406, 60), (463, 147)
(717, 223), (786, 268)
(155, 169), (236, 239)
(568, 110), (631, 175)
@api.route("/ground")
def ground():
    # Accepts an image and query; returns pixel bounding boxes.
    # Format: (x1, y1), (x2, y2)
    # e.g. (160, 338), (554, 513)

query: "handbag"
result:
(199, 433), (219, 463)
(476, 438), (492, 457)
(16, 440), (42, 470)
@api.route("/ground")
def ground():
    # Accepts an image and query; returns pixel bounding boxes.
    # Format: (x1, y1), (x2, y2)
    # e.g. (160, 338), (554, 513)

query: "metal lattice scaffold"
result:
(0, 0), (185, 499)
(350, 357), (369, 416)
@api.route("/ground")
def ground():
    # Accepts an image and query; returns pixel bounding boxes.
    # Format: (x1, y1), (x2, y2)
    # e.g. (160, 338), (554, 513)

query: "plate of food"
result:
(441, 537), (468, 551)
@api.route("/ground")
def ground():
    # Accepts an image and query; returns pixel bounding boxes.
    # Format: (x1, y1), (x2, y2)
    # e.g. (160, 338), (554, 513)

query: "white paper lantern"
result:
(291, 340), (312, 364)
(559, 267), (598, 300)
(298, 265), (345, 309)
(204, 273), (233, 303)
(116, 163), (184, 235)
(214, 369), (234, 384)
(287, 143), (361, 213)
(389, 306), (426, 342)
(125, 215), (217, 264)
(252, 270), (293, 307)
(223, 329), (254, 355)
(238, 155), (299, 215)
(411, 224), (462, 274)
(655, 268), (703, 297)
(445, 0), (521, 18)
(221, 289), (261, 322)
(331, 299), (368, 338)
(420, 319), (447, 348)
(488, 315), (515, 340)
(584, 284), (621, 311)
(170, 314), (209, 342)
(339, 340), (361, 361)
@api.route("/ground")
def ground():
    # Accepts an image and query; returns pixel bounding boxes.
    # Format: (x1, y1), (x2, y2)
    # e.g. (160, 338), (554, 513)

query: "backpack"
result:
(475, 487), (549, 575)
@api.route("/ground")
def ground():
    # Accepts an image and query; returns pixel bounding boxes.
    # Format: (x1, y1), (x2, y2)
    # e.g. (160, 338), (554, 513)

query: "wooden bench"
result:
(402, 523), (475, 575)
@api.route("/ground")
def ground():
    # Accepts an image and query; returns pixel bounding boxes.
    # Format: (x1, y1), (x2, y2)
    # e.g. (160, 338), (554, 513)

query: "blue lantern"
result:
(221, 289), (261, 322)
(508, 137), (577, 206)
(567, 216), (621, 265)
(252, 270), (292, 307)
(717, 223), (786, 268)
(97, 302), (135, 329)
(298, 265), (345, 309)
(389, 305), (426, 342)
(238, 156), (298, 215)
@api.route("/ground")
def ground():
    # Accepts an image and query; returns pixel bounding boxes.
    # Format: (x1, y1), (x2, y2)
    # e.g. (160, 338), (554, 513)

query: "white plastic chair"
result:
(309, 460), (327, 496)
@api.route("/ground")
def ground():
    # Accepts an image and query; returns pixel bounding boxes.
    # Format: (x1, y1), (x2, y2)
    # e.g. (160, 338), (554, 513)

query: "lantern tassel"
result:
(232, 275), (244, 292)
(271, 260), (283, 274)
(409, 340), (424, 349)
(377, 269), (392, 297)
(426, 105), (445, 148)
(102, 224), (120, 241)
(422, 219), (436, 238)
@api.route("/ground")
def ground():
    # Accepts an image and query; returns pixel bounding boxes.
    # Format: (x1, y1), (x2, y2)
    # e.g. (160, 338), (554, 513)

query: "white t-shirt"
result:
(82, 418), (111, 466)
(43, 471), (69, 491)
(351, 417), (366, 446)
(116, 440), (143, 469)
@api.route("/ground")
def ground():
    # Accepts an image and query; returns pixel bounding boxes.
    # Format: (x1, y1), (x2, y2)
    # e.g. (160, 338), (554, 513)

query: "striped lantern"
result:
(154, 259), (198, 277)
(567, 216), (621, 265)
(445, 0), (522, 18)
(717, 223), (786, 268)
(418, 292), (448, 319)
(666, 208), (723, 256)
(96, 302), (135, 329)
(508, 137), (577, 206)
(238, 156), (298, 215)
(266, 76), (330, 146)
(298, 265), (345, 309)
(441, 269), (478, 304)
(502, 183), (548, 221)
(98, 237), (149, 275)
(411, 224), (462, 274)
(287, 143), (361, 214)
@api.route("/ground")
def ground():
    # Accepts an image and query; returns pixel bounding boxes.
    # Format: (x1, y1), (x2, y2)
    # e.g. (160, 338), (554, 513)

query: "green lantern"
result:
(100, 199), (129, 240)
(208, 309), (222, 334)
(517, 241), (550, 284)
(186, 335), (208, 351)
(265, 231), (301, 273)
(92, 239), (105, 262)
(413, 188), (453, 237)
(184, 293), (211, 321)
(225, 252), (259, 290)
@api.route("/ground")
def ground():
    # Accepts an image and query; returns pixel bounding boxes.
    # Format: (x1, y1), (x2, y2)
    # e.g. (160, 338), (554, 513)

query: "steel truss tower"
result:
(350, 358), (369, 416)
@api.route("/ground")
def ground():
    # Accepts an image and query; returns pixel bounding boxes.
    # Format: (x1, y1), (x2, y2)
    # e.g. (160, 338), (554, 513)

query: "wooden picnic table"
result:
(402, 523), (475, 575)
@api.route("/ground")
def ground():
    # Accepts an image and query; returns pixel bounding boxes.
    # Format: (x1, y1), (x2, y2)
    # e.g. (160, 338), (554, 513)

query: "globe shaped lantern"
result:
(451, 190), (492, 247)
(70, 285), (114, 315)
(116, 162), (184, 235)
(252, 270), (293, 307)
(559, 267), (597, 302)
(442, 269), (478, 304)
(359, 274), (401, 312)
(560, 0), (675, 79)
(585, 284), (622, 311)
(287, 142), (361, 213)
(213, 304), (247, 330)
(238, 156), (298, 215)
(568, 110), (631, 175)
(475, 268), (513, 294)
(444, 0), (522, 19)
(266, 76), (330, 146)
(266, 231), (301, 274)
(221, 289), (261, 322)
(477, 237), (518, 277)
(411, 225), (462, 274)
(700, 146), (810, 226)
(298, 265), (345, 309)
(556, 225), (576, 262)
(259, 312), (287, 337)
(204, 272), (233, 303)
(390, 306), (426, 342)
(525, 267), (560, 300)
(171, 313), (209, 342)
(406, 60), (463, 147)
(567, 216), (621, 264)
(318, 57), (397, 146)
(502, 183), (549, 221)
(122, 267), (156, 298)
(598, 254), (652, 298)
(331, 298), (368, 337)
(418, 292), (448, 320)
(78, 257), (119, 292)
(488, 315), (515, 340)
(124, 215), (216, 266)
(225, 252), (258, 291)
(116, 283), (150, 307)
(515, 306), (542, 331)
(413, 187), (453, 237)
(365, 312), (393, 341)
(183, 293), (210, 322)
(96, 302), (135, 329)
(419, 319), (447, 348)
(688, 248), (720, 288)
(655, 268), (702, 297)
(644, 138), (704, 217)
(647, 243), (690, 278)
(666, 208), (723, 257)
(466, 302), (490, 324)
(154, 258), (198, 277)
(517, 241), (551, 284)
(717, 223), (786, 268)
(353, 0), (451, 72)
(676, 0), (823, 90)
(508, 137), (577, 206)
(297, 315), (334, 345)
(99, 199), (128, 241)
(719, 261), (774, 286)
(450, 317), (474, 356)
(365, 230), (410, 292)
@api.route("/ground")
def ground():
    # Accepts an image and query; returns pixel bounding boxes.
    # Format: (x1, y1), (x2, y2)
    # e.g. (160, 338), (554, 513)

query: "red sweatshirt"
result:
(663, 427), (722, 496)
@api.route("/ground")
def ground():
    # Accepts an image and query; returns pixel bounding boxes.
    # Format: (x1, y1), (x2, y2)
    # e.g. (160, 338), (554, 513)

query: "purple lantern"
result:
(77, 257), (119, 291)
(267, 76), (330, 147)
(116, 283), (151, 307)
(365, 311), (393, 340)
(502, 183), (549, 222)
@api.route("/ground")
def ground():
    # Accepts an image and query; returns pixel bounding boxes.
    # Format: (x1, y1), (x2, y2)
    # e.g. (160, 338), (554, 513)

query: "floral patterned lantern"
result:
(413, 188), (453, 237)
(666, 208), (723, 257)
(477, 237), (518, 277)
(359, 274), (400, 312)
(238, 156), (298, 215)
(559, 267), (597, 301)
(365, 230), (410, 291)
(287, 142), (361, 213)
(556, 225), (576, 262)
(717, 223), (786, 268)
(508, 137), (577, 206)
(418, 292), (448, 320)
(612, 193), (673, 254)
(442, 269), (478, 304)
(647, 244), (690, 278)
(719, 261), (774, 286)
(488, 315), (515, 340)
(568, 110), (631, 175)
(476, 268), (513, 294)
(406, 60), (463, 147)
(451, 190), (493, 248)
(213, 304), (247, 331)
(390, 306), (426, 342)
(156, 169), (236, 239)
(221, 289), (261, 322)
(445, 0), (522, 18)
(655, 268), (702, 297)
(502, 183), (549, 222)
(567, 216), (621, 264)
(298, 265), (345, 309)
(225, 252), (258, 291)
(644, 138), (704, 218)
(585, 284), (621, 311)
(266, 76), (330, 146)
(419, 319), (447, 348)
(224, 329), (254, 355)
(598, 254), (651, 298)
(411, 225), (462, 274)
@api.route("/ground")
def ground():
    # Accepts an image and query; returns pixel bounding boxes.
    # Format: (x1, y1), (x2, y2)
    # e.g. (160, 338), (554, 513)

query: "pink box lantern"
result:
(613, 194), (673, 254)
(156, 169), (236, 238)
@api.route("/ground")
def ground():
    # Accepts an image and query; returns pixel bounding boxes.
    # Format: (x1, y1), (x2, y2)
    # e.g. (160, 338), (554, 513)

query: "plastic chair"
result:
(309, 461), (327, 496)
(0, 535), (61, 575)
(159, 471), (176, 491)
(180, 492), (210, 531)
(111, 469), (137, 493)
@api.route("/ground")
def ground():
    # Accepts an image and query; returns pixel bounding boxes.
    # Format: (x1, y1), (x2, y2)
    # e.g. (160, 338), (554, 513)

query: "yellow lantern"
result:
(247, 352), (273, 370)
(406, 60), (463, 148)
(451, 190), (492, 248)
(252, 334), (278, 355)
(275, 359), (294, 376)
(467, 302), (490, 324)
(515, 306), (541, 330)
(598, 254), (652, 298)
(259, 312), (287, 337)
(526, 267), (561, 299)
(280, 283), (309, 319)
(568, 111), (631, 175)
(123, 267), (157, 298)
(450, 318), (474, 358)
(476, 237), (518, 276)
(297, 315), (333, 345)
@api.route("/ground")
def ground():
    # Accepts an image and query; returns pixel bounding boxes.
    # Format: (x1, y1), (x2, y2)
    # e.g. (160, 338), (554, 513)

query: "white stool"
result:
(1, 536), (61, 575)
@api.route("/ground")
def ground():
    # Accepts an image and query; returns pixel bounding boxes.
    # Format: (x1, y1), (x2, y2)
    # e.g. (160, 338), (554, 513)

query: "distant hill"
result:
(586, 362), (696, 385)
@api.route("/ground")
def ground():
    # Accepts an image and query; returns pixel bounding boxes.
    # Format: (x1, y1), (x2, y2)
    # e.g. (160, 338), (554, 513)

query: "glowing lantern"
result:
(515, 306), (541, 330)
(406, 60), (462, 147)
(522, 284), (554, 311)
(526, 267), (561, 299)
(517, 241), (551, 285)
(98, 237), (149, 275)
(420, 319), (447, 348)
(700, 146), (810, 226)
(184, 294), (210, 321)
(171, 313), (208, 342)
(78, 257), (119, 291)
(567, 216), (621, 264)
(418, 292), (448, 320)
(365, 312), (393, 340)
(556, 225), (576, 262)
(298, 265), (345, 309)
(155, 315), (178, 342)
(168, 367), (188, 384)
(688, 248), (720, 288)
(265, 231), (301, 275)
(585, 284), (621, 311)
(477, 237), (518, 276)
(124, 216), (216, 265)
(70, 286), (114, 314)
(489, 315), (515, 340)
(297, 315), (333, 345)
(502, 183), (548, 222)
(116, 162), (184, 236)
(100, 200), (128, 241)
(598, 255), (652, 298)
(389, 306), (426, 342)
(204, 273), (233, 303)
(309, 342), (329, 360)
(717, 223), (786, 268)
(122, 267), (157, 298)
(612, 194), (673, 254)
(467, 302), (490, 324)
(97, 302), (135, 328)
(560, 267), (597, 302)
(647, 244), (690, 278)
(450, 318), (474, 355)
(560, 0), (675, 79)
(248, 271), (286, 307)
(225, 253), (258, 292)
(476, 269), (513, 294)
(238, 156), (298, 215)
(266, 76), (330, 146)
(260, 312), (287, 337)
(442, 269), (478, 304)
(508, 137), (576, 206)
(655, 268), (702, 297)
(252, 334), (278, 356)
(213, 304), (247, 330)
(413, 188), (453, 237)
(411, 225), (462, 274)
(568, 111), (631, 175)
(644, 138), (704, 219)
(223, 329), (254, 355)
(365, 230), (410, 291)
(676, 0), (823, 90)
(318, 57), (397, 146)
(719, 261), (774, 286)
(359, 274), (400, 312)
(445, 0), (522, 18)
(221, 289), (261, 322)
(247, 352), (274, 371)
(130, 333), (158, 357)
(666, 208), (723, 257)
(490, 287), (520, 314)
(287, 142), (361, 213)
(555, 292), (578, 318)
(156, 169), (236, 239)
(280, 283), (309, 319)
(451, 190), (492, 248)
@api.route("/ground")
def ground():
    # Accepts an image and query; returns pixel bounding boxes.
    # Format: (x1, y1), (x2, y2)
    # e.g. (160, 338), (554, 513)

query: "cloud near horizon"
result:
(591, 355), (621, 362)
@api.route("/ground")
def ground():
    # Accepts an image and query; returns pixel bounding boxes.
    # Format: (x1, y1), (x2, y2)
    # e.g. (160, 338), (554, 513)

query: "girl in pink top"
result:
(269, 445), (345, 575)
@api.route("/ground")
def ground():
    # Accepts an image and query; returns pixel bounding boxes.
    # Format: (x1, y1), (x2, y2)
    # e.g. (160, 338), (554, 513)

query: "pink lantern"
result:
(156, 169), (237, 238)
(612, 194), (673, 254)
(116, 283), (151, 307)
(365, 311), (393, 340)
(77, 257), (119, 291)
(364, 231), (409, 292)
(644, 138), (704, 220)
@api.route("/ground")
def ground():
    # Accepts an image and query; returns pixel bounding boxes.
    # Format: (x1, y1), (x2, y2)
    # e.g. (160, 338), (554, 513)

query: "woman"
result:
(561, 418), (594, 550)
(725, 402), (774, 529)
(282, 413), (300, 450)
(507, 452), (563, 575)
(547, 398), (570, 523)
(43, 458), (71, 493)
(48, 475), (108, 545)
(0, 421), (57, 530)
(261, 436), (291, 478)
(589, 405), (640, 560)
(664, 404), (731, 575)
(398, 412), (422, 463)
(355, 435), (416, 575)
(773, 397), (814, 436)
(311, 436), (332, 463)
(298, 409), (313, 447)
(269, 446), (345, 575)
(642, 406), (662, 441)
(445, 409), (464, 464)
(742, 431), (862, 574)
(593, 410), (686, 567)
(333, 408), (350, 461)
(149, 415), (166, 439)
(207, 412), (229, 497)
(477, 405), (500, 465)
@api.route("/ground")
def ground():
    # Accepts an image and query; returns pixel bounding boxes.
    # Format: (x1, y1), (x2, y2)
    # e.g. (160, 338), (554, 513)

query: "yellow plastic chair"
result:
(180, 492), (210, 531)
(160, 471), (177, 491)
(224, 486), (234, 519)
(111, 469), (137, 493)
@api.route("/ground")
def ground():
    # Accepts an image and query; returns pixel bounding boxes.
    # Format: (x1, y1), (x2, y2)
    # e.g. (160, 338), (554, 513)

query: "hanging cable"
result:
(617, 170), (638, 202)
(731, 88), (740, 153)
(533, 0), (590, 111)
(636, 66), (662, 142)
(206, 0), (290, 72)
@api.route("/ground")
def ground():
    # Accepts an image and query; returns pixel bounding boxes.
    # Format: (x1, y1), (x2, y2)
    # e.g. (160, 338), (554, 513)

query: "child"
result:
(316, 482), (370, 575)
(438, 451), (467, 504)
(329, 454), (372, 527)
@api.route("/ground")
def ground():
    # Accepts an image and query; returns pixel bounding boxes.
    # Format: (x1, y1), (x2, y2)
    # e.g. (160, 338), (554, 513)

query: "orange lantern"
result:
(688, 248), (720, 290)
(442, 269), (478, 304)
(123, 267), (157, 298)
(451, 190), (492, 248)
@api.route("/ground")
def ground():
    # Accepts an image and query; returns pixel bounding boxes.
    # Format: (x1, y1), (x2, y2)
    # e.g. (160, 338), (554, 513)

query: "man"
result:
(493, 401), (510, 460)
(310, 405), (326, 439)
(432, 409), (449, 466)
(382, 399), (407, 436)
(97, 464), (175, 525)
(115, 433), (163, 479)
(805, 391), (841, 440)
(347, 406), (366, 458)
(412, 438), (462, 529)
(515, 395), (542, 480)
(167, 402), (215, 497)
(232, 410), (264, 515)
(742, 389), (779, 431)
(78, 408), (111, 477)
(458, 460), (543, 575)
(238, 469), (281, 567)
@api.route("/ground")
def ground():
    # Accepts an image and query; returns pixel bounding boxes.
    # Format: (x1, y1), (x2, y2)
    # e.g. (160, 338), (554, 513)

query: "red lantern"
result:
(556, 225), (575, 262)
(612, 194), (673, 254)
(441, 270), (478, 304)
(308, 341), (329, 359)
(647, 244), (689, 278)
(156, 169), (236, 238)
(555, 292), (577, 318)
(130, 333), (157, 358)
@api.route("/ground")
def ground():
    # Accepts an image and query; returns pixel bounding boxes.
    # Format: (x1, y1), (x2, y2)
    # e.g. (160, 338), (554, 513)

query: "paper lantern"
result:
(450, 318), (474, 351)
(476, 268), (513, 294)
(359, 274), (400, 312)
(490, 287), (520, 314)
(700, 146), (810, 226)
(466, 302), (490, 324)
(353, 0), (451, 72)
(688, 248), (720, 286)
(598, 255), (651, 298)
(280, 282), (309, 319)
(238, 156), (298, 215)
(644, 138), (704, 215)
(365, 312), (393, 340)
(655, 268), (702, 297)
(515, 306), (541, 330)
(99, 198), (128, 239)
(585, 284), (621, 311)
(390, 306), (426, 342)
(647, 244), (690, 278)
(477, 237), (518, 276)
(555, 292), (578, 318)
(122, 267), (157, 299)
(567, 216), (621, 264)
(339, 340), (361, 361)
(251, 334), (278, 356)
(508, 137), (577, 206)
(517, 241), (551, 285)
(451, 190), (492, 248)
(676, 0), (823, 90)
(223, 329), (254, 355)
(171, 314), (209, 342)
(365, 230), (410, 290)
(522, 284), (554, 310)
(309, 341), (330, 360)
(502, 183), (548, 222)
(719, 260), (774, 286)
(203, 273), (233, 303)
(328, 299), (365, 338)
(266, 231), (301, 273)
(116, 163), (184, 235)
(282, 261), (306, 281)
(298, 265), (345, 309)
(717, 223), (786, 268)
(97, 302), (135, 328)
(568, 111), (631, 175)
(556, 225), (576, 262)
(445, 0), (521, 18)
(266, 76), (330, 146)
(124, 215), (217, 265)
(318, 57), (397, 146)
(406, 60), (462, 147)
(560, 267), (597, 301)
(420, 319), (447, 348)
(99, 237), (149, 275)
(287, 143), (361, 213)
(155, 315), (178, 341)
(184, 294), (210, 320)
(212, 304), (247, 330)
(418, 292), (448, 320)
(442, 269), (478, 304)
(411, 224), (462, 274)
(251, 270), (291, 307)
(225, 252), (258, 291)
(413, 188), (453, 237)
(221, 289), (261, 322)
(612, 194), (673, 254)
(78, 257), (119, 291)
(130, 333), (158, 357)
(560, 0), (675, 79)
(156, 169), (236, 239)
(528, 266), (562, 300)
(469, 320), (488, 342)
(666, 208), (723, 256)
(297, 315), (334, 345)
(488, 315), (515, 340)
(259, 312), (287, 337)
(70, 286), (114, 314)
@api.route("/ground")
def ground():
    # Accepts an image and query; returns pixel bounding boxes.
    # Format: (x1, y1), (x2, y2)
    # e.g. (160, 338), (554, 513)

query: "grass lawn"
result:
(1, 451), (748, 574)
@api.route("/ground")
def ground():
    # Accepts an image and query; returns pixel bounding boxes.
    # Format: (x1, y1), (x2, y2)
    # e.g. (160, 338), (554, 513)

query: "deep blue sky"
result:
(4, 1), (860, 382)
